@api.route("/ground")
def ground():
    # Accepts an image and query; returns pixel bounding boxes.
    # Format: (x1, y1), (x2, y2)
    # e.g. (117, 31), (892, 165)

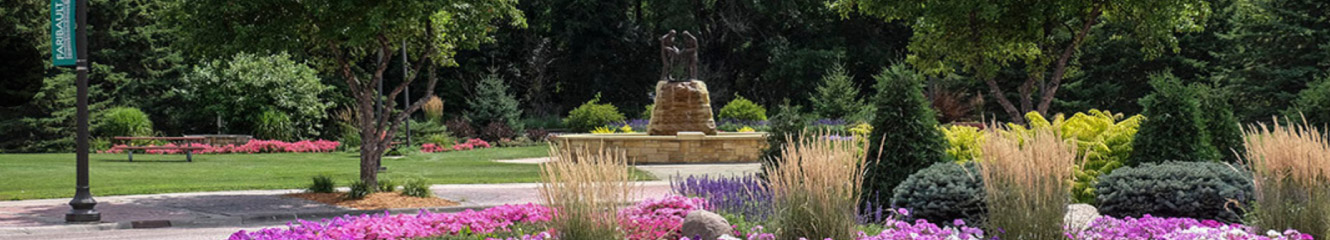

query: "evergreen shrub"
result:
(1096, 161), (1253, 223)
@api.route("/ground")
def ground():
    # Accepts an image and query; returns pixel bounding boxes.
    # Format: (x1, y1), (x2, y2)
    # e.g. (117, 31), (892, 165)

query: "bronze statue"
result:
(659, 30), (699, 82)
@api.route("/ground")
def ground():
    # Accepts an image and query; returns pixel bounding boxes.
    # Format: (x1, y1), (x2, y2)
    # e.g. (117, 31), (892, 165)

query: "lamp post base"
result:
(66, 187), (99, 223)
(65, 210), (100, 223)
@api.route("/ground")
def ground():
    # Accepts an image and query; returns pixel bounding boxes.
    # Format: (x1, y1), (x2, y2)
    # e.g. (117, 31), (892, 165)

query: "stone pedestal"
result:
(648, 80), (717, 135)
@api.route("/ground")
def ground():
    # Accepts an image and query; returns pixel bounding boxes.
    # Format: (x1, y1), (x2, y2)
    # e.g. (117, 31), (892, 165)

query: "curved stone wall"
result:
(554, 132), (768, 164)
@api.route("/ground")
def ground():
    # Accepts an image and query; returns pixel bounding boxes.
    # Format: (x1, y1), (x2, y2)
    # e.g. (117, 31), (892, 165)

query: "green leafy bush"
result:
(1197, 84), (1245, 163)
(1053, 110), (1143, 204)
(862, 64), (949, 208)
(182, 52), (329, 138)
(346, 180), (373, 199)
(402, 178), (432, 198)
(810, 64), (868, 121)
(466, 73), (523, 131)
(891, 162), (985, 225)
(1289, 75), (1330, 131)
(96, 107), (154, 137)
(307, 175), (335, 193)
(254, 110), (294, 141)
(719, 94), (768, 121)
(377, 179), (398, 192)
(1095, 161), (1253, 223)
(1128, 73), (1219, 165)
(563, 94), (626, 132)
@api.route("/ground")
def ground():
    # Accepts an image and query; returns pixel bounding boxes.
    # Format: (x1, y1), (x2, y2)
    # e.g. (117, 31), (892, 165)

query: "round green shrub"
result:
(719, 94), (767, 121)
(97, 107), (154, 137)
(563, 94), (626, 132)
(1096, 161), (1254, 223)
(891, 162), (985, 225)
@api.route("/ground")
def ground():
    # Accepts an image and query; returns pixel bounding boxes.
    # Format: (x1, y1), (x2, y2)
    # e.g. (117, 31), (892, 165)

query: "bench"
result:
(112, 137), (208, 162)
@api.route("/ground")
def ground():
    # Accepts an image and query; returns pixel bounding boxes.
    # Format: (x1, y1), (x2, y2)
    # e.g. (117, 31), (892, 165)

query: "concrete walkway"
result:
(0, 162), (757, 239)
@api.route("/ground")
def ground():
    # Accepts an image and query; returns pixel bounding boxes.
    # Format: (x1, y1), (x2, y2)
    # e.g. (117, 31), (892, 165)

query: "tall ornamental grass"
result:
(979, 127), (1077, 240)
(766, 133), (867, 240)
(539, 144), (634, 239)
(1242, 117), (1330, 238)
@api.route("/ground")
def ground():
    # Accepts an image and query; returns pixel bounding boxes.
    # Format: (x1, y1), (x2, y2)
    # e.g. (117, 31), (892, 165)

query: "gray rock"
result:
(682, 210), (732, 240)
(1064, 204), (1102, 231)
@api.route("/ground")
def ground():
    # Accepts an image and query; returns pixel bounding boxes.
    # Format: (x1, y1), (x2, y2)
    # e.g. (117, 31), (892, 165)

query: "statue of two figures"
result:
(660, 30), (699, 82)
(648, 30), (717, 135)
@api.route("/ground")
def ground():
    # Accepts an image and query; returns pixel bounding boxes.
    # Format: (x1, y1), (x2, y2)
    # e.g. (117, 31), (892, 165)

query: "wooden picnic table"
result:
(111, 136), (207, 162)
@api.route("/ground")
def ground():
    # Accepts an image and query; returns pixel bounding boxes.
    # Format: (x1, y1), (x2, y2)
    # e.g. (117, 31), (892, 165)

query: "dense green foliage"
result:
(1197, 84), (1245, 162)
(1095, 161), (1254, 223)
(719, 94), (768, 121)
(862, 64), (949, 207)
(760, 101), (809, 174)
(832, 0), (1209, 123)
(346, 180), (373, 199)
(467, 74), (524, 132)
(1056, 111), (1143, 204)
(1290, 76), (1330, 126)
(939, 125), (984, 163)
(96, 107), (155, 137)
(810, 64), (868, 121)
(1129, 73), (1219, 165)
(307, 175), (336, 193)
(402, 179), (432, 198)
(891, 162), (985, 225)
(181, 53), (328, 139)
(563, 94), (626, 132)
(0, 19), (43, 108)
(1220, 0), (1330, 122)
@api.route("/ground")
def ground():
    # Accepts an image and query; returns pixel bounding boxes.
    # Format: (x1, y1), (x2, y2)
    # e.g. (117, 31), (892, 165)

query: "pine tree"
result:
(1129, 73), (1220, 165)
(862, 64), (948, 207)
(466, 73), (524, 131)
(1218, 0), (1330, 121)
(810, 64), (867, 121)
(1196, 83), (1245, 163)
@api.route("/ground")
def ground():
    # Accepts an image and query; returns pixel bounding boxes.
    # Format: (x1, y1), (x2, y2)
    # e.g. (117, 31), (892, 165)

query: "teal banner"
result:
(51, 0), (76, 66)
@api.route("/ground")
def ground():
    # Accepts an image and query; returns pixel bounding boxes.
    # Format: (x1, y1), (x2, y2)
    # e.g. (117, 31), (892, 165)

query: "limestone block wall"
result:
(555, 132), (767, 164)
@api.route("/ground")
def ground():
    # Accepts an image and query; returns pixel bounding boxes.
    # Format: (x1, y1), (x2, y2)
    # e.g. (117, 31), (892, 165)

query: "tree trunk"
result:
(984, 77), (1027, 125)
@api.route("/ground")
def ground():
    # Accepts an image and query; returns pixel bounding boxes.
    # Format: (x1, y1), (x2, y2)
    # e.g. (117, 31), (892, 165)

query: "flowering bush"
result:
(101, 140), (340, 154)
(229, 204), (552, 240)
(695, 209), (986, 240)
(1066, 215), (1313, 240)
(618, 196), (709, 240)
(421, 138), (492, 153)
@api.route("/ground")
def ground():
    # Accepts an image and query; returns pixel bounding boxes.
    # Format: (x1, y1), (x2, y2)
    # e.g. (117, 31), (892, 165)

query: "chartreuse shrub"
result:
(862, 64), (948, 209)
(1095, 161), (1253, 223)
(891, 162), (985, 226)
(766, 132), (867, 240)
(940, 125), (984, 163)
(96, 107), (154, 137)
(1058, 110), (1144, 204)
(1129, 73), (1219, 165)
(719, 94), (768, 121)
(1242, 118), (1330, 237)
(979, 127), (1077, 240)
(563, 93), (625, 132)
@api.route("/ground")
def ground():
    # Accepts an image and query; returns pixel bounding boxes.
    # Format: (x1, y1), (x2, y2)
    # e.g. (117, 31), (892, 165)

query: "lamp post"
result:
(61, 0), (100, 223)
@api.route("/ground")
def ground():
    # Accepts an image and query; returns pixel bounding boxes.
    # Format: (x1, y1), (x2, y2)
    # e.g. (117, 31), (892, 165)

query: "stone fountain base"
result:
(555, 132), (767, 164)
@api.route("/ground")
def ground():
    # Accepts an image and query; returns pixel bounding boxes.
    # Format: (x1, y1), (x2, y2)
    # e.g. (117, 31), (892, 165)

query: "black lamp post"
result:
(65, 0), (100, 223)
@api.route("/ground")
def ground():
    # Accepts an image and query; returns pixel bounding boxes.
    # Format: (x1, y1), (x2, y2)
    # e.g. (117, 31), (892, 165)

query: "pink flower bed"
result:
(421, 138), (492, 153)
(101, 139), (340, 154)
(229, 204), (552, 240)
(619, 196), (710, 240)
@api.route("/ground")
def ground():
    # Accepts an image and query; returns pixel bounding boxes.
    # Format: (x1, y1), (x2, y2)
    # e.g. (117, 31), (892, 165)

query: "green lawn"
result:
(0, 145), (570, 200)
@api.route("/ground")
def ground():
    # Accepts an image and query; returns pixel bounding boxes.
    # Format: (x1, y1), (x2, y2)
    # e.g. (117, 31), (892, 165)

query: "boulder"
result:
(648, 80), (717, 135)
(1064, 204), (1102, 231)
(681, 210), (732, 240)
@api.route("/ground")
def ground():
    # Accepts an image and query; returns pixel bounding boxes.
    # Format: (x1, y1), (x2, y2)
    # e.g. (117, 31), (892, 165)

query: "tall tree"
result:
(167, 0), (525, 188)
(1217, 0), (1330, 122)
(832, 0), (1210, 123)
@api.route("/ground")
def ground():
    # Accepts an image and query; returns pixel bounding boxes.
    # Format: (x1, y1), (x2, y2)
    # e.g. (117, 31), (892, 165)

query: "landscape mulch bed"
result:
(285, 192), (460, 210)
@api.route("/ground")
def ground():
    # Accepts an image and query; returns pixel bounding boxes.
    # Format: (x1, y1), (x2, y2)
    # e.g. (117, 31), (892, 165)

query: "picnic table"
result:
(111, 136), (207, 162)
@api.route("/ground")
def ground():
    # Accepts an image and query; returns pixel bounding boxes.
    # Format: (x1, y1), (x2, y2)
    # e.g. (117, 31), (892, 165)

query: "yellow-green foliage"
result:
(943, 110), (1143, 203)
(941, 125), (984, 163)
(591, 126), (616, 134)
(618, 125), (636, 133)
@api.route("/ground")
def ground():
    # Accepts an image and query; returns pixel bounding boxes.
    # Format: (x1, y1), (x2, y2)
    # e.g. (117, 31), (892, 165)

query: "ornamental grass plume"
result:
(1242, 116), (1330, 238)
(980, 126), (1077, 240)
(765, 131), (867, 240)
(539, 144), (635, 240)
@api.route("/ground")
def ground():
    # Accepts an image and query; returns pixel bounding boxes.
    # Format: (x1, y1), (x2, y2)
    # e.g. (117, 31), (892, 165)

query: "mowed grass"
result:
(0, 146), (566, 200)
